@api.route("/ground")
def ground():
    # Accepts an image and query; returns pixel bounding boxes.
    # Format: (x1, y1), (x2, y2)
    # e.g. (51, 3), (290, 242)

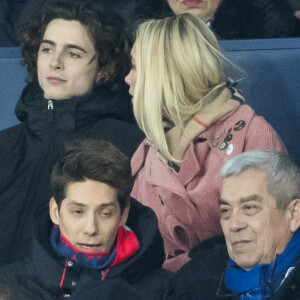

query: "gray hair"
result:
(219, 150), (300, 209)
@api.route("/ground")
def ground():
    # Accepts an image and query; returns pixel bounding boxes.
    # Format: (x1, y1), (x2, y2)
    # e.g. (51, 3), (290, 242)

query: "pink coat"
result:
(131, 105), (286, 272)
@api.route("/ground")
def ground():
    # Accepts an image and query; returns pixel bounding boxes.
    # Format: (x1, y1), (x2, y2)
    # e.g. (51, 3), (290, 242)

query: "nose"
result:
(124, 70), (132, 86)
(50, 51), (64, 70)
(83, 214), (98, 236)
(228, 209), (247, 232)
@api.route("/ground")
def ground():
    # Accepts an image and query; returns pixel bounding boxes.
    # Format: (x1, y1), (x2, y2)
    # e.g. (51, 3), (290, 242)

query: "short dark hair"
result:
(19, 0), (132, 90)
(50, 139), (133, 213)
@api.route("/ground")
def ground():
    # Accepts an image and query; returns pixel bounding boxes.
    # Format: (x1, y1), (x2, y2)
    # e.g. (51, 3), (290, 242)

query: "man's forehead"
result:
(220, 170), (269, 204)
(62, 180), (119, 208)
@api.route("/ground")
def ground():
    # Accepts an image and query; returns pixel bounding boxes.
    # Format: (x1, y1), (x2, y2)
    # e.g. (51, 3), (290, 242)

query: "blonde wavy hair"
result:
(133, 14), (228, 162)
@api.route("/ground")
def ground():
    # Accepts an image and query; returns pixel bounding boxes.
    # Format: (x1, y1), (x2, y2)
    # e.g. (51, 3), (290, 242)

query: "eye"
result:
(72, 210), (83, 215)
(100, 210), (113, 218)
(220, 206), (231, 219)
(243, 204), (260, 215)
(40, 47), (52, 54)
(68, 51), (81, 59)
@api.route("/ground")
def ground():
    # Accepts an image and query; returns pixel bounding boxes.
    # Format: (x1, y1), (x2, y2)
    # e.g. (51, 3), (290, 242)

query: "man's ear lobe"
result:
(287, 199), (300, 233)
(49, 197), (59, 226)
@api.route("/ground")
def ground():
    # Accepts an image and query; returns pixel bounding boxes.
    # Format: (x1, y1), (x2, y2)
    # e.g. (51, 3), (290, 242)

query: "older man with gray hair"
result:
(174, 149), (300, 300)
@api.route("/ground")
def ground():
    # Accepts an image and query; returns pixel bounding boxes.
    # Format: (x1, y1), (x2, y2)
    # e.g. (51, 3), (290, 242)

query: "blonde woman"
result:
(125, 14), (286, 272)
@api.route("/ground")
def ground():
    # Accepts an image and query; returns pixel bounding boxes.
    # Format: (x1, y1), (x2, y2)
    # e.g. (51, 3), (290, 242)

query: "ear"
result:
(119, 202), (130, 227)
(49, 197), (60, 226)
(96, 71), (104, 84)
(96, 68), (110, 84)
(286, 199), (300, 233)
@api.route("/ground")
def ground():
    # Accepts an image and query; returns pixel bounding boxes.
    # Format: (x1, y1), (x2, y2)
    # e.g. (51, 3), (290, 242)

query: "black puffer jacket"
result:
(0, 82), (144, 266)
(0, 200), (174, 299)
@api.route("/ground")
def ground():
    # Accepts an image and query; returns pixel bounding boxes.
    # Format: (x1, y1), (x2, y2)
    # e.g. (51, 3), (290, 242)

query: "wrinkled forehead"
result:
(220, 170), (271, 205)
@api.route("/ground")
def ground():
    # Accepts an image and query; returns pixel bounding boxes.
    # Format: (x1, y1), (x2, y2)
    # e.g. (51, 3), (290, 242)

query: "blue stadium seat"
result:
(220, 38), (300, 165)
(0, 47), (26, 130)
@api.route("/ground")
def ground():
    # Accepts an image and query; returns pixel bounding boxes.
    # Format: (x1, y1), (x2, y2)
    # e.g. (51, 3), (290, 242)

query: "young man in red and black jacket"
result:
(0, 139), (174, 299)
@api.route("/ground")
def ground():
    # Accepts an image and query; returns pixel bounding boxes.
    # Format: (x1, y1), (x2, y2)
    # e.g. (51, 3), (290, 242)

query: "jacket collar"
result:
(32, 199), (164, 284)
(132, 104), (255, 188)
(15, 81), (133, 143)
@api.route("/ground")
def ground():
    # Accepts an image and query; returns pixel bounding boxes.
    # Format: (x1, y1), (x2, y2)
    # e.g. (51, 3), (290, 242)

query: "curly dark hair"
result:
(19, 0), (132, 89)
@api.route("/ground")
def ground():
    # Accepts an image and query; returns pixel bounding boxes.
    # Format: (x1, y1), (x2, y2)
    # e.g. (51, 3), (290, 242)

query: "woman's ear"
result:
(49, 197), (60, 226)
(287, 199), (300, 233)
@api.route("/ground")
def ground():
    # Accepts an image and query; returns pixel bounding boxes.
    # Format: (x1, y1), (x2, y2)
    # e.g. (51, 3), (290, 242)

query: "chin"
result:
(44, 93), (71, 100)
(234, 258), (258, 271)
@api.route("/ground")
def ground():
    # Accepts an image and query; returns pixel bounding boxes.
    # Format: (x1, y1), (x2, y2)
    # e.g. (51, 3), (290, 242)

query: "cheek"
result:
(59, 218), (78, 240)
(37, 53), (47, 71)
(106, 218), (122, 235)
(37, 58), (44, 79)
(102, 224), (120, 248)
(85, 65), (100, 83)
(251, 222), (274, 256)
(132, 73), (136, 86)
(72, 67), (98, 91)
(220, 220), (229, 236)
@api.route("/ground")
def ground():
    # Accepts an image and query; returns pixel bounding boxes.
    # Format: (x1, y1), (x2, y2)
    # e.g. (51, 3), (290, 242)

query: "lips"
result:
(231, 240), (251, 248)
(47, 76), (67, 85)
(75, 243), (103, 253)
(183, 0), (202, 8)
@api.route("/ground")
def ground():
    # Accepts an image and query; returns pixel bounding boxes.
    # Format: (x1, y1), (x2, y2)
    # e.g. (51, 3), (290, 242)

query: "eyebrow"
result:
(40, 40), (87, 53)
(67, 201), (117, 209)
(240, 194), (263, 203)
(218, 194), (263, 205)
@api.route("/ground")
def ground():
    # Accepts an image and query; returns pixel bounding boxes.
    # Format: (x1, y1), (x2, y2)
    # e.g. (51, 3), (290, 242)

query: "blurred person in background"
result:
(166, 0), (300, 38)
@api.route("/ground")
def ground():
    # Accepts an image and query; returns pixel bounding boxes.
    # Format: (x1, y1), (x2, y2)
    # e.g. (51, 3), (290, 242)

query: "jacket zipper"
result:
(101, 268), (110, 280)
(47, 99), (55, 153)
(48, 99), (54, 123)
